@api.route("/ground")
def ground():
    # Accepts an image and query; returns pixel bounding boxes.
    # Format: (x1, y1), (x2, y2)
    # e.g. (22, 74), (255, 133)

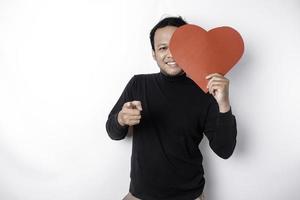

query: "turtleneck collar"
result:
(159, 71), (189, 82)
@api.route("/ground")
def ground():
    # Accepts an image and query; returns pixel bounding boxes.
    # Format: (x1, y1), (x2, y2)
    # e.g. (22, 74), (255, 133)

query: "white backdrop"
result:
(1, 0), (300, 200)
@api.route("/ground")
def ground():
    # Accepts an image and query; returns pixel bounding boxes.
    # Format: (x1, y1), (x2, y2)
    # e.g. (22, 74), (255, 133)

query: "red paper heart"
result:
(169, 24), (244, 92)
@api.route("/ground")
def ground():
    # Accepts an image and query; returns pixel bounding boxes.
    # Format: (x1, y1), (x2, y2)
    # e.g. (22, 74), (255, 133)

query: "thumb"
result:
(124, 102), (133, 109)
(131, 101), (143, 111)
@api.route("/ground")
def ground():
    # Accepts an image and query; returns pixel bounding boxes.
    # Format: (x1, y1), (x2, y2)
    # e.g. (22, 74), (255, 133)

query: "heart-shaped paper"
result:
(169, 24), (244, 92)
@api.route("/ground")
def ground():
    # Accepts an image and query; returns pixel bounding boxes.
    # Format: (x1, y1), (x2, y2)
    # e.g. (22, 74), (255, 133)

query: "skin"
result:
(152, 26), (184, 77)
(206, 73), (231, 113)
(118, 101), (142, 126)
(118, 26), (231, 126)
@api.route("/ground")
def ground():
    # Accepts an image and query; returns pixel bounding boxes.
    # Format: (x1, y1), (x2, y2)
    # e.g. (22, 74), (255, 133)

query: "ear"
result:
(152, 50), (157, 61)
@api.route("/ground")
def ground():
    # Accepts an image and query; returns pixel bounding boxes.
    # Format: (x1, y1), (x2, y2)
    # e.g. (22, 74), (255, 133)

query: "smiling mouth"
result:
(166, 61), (178, 67)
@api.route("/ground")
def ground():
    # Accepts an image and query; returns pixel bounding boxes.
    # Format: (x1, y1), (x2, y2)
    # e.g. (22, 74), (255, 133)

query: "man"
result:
(106, 16), (237, 200)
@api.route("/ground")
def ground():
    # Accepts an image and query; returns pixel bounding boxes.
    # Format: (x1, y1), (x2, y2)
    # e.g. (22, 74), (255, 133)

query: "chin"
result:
(166, 70), (183, 76)
(161, 67), (183, 76)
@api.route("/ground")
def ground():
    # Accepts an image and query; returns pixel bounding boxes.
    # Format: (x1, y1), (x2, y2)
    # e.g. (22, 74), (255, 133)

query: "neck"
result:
(159, 71), (188, 82)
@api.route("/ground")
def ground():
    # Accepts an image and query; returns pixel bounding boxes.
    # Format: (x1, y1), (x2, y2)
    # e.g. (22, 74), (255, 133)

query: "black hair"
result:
(150, 16), (187, 51)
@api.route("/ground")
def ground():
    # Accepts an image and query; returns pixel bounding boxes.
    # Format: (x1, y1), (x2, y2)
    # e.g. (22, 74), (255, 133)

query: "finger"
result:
(123, 108), (141, 116)
(210, 84), (227, 95)
(127, 115), (141, 120)
(207, 77), (225, 89)
(124, 102), (133, 109)
(121, 114), (141, 124)
(207, 79), (227, 89)
(209, 84), (223, 96)
(207, 77), (227, 85)
(206, 75), (227, 83)
(208, 85), (215, 96)
(210, 83), (224, 89)
(131, 101), (143, 111)
(208, 82), (223, 93)
(208, 81), (215, 94)
(209, 76), (228, 82)
(127, 119), (140, 126)
(123, 101), (143, 111)
(205, 73), (224, 79)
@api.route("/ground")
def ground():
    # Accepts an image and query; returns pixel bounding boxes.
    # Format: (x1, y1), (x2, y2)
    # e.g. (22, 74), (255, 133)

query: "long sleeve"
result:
(203, 95), (237, 159)
(105, 76), (136, 140)
(107, 72), (238, 199)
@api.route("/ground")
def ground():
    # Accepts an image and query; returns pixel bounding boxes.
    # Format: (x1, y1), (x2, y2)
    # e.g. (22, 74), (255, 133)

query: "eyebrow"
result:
(156, 43), (168, 47)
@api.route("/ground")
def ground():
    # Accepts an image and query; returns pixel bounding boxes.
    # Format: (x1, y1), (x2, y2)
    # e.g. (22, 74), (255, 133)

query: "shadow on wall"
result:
(199, 47), (252, 199)
(229, 41), (252, 157)
(120, 49), (252, 199)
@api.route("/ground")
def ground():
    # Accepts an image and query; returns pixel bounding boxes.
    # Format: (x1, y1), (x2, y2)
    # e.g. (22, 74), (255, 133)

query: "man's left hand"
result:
(206, 73), (231, 113)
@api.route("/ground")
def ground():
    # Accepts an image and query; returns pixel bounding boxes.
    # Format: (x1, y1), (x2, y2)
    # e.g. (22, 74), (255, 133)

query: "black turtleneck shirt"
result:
(106, 72), (237, 200)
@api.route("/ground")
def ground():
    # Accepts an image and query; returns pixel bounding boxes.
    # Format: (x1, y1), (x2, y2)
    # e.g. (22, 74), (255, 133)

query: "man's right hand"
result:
(117, 101), (142, 126)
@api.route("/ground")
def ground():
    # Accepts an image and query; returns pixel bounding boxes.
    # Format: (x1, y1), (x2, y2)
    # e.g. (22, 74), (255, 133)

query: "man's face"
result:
(152, 26), (184, 76)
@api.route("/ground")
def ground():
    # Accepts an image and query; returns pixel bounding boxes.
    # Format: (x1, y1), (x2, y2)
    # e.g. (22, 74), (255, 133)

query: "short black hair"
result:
(150, 16), (187, 51)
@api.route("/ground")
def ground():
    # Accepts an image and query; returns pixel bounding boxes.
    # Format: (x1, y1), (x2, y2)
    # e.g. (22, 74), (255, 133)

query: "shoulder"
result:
(126, 73), (159, 90)
(132, 73), (159, 82)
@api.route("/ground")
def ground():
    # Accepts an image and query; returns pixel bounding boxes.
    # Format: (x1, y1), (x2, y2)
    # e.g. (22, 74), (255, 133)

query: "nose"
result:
(166, 48), (173, 58)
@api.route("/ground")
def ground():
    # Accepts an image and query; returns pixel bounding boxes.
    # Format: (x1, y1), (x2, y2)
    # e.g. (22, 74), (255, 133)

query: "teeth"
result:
(167, 62), (176, 65)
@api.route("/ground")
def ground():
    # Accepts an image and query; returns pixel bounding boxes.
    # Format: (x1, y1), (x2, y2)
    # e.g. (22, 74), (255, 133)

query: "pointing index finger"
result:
(131, 101), (143, 111)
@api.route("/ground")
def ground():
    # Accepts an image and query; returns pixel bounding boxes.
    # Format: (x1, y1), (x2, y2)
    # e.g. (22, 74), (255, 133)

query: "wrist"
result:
(218, 102), (231, 113)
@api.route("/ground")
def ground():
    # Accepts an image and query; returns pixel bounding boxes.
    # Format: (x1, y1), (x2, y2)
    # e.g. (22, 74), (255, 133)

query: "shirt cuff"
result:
(218, 108), (235, 124)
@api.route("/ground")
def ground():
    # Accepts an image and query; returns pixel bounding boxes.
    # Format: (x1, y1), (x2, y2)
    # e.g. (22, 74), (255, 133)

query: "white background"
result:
(0, 0), (300, 199)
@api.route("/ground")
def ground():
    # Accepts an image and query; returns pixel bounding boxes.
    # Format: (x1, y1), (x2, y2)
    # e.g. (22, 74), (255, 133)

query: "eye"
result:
(158, 46), (167, 51)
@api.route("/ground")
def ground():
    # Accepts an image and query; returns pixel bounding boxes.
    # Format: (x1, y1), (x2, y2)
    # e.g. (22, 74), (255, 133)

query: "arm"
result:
(105, 76), (136, 140)
(203, 99), (237, 159)
(204, 73), (237, 159)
